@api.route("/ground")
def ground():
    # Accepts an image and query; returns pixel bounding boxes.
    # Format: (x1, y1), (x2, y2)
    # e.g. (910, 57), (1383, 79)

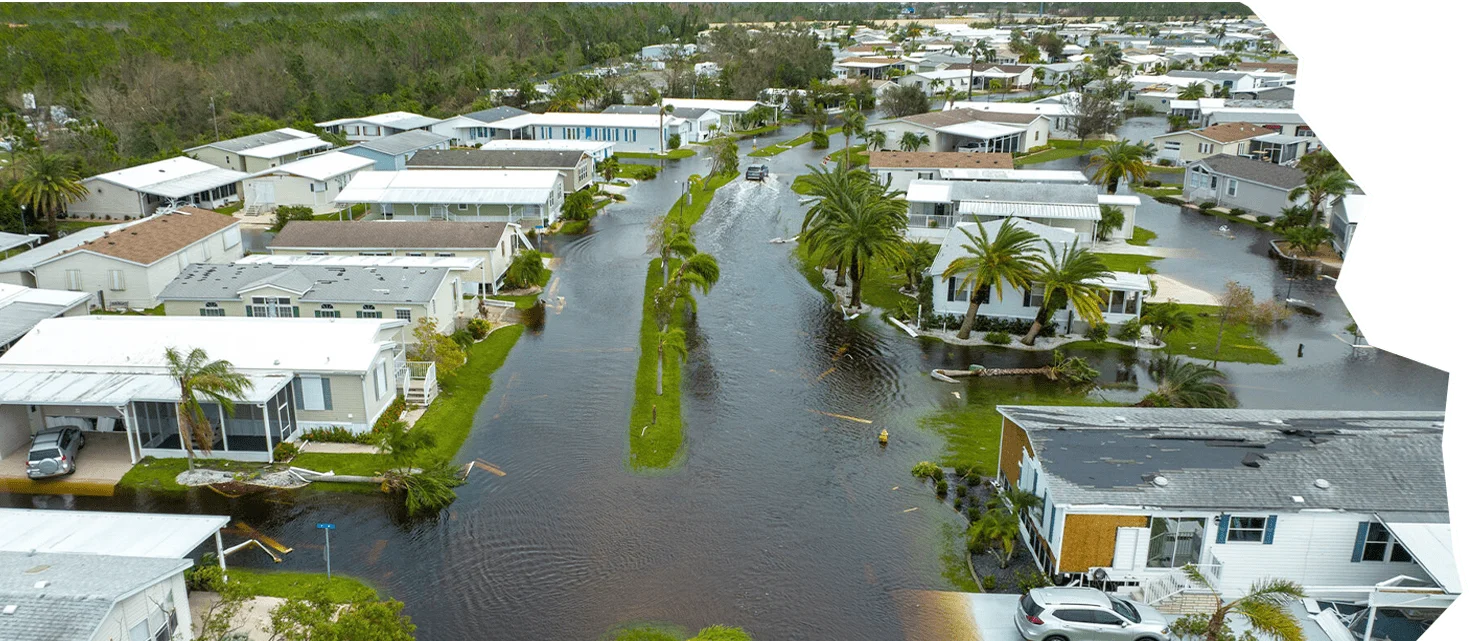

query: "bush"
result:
(1085, 323), (1109, 342)
(374, 395), (408, 433)
(981, 575), (997, 591)
(967, 507), (982, 522)
(1155, 158), (1173, 166)
(627, 164), (658, 180)
(1015, 569), (1055, 591)
(810, 130), (830, 149)
(666, 134), (682, 152)
(934, 480), (949, 497)
(185, 558), (224, 591)
(450, 329), (475, 350)
(984, 331), (1011, 345)
(1256, 214), (1273, 223)
(272, 441), (300, 461)
(911, 461), (944, 481)
(1229, 207), (1247, 217)
(964, 472), (982, 486)
(1198, 200), (1218, 210)
(303, 425), (376, 444)
(953, 497), (964, 510)
(1142, 179), (1162, 187)
(270, 205), (314, 232)
(466, 317), (492, 340)
(1115, 318), (1143, 342)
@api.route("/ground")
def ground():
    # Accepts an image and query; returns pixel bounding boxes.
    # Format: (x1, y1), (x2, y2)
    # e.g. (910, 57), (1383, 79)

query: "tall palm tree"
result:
(941, 86), (960, 110)
(1182, 567), (1307, 641)
(10, 149), (89, 240)
(1137, 356), (1235, 408)
(839, 99), (867, 170)
(1288, 169), (1353, 226)
(940, 218), (1042, 340)
(658, 102), (675, 155)
(1177, 82), (1208, 100)
(798, 163), (879, 288)
(898, 131), (930, 152)
(864, 130), (888, 151)
(802, 187), (908, 309)
(505, 250), (545, 289)
(1020, 240), (1112, 345)
(705, 135), (739, 179)
(655, 252), (720, 328)
(164, 347), (254, 470)
(1087, 141), (1152, 194)
(1142, 301), (1195, 348)
(896, 239), (937, 291)
(652, 217), (697, 278)
(654, 327), (687, 396)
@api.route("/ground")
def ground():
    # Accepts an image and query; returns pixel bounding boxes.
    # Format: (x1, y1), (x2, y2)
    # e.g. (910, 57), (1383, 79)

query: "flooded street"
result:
(1, 124), (1448, 640)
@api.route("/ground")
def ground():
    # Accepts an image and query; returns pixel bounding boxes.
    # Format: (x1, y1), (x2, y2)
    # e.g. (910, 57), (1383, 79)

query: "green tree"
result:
(164, 347), (254, 470)
(561, 189), (597, 222)
(1177, 82), (1209, 100)
(1174, 568), (1306, 641)
(504, 250), (545, 289)
(940, 218), (1042, 340)
(1020, 240), (1112, 345)
(1088, 141), (1152, 194)
(1137, 356), (1235, 408)
(969, 508), (1022, 568)
(802, 186), (908, 309)
(270, 205), (314, 232)
(839, 98), (867, 170)
(1288, 169), (1353, 226)
(705, 135), (739, 179)
(409, 316), (466, 382)
(896, 239), (938, 291)
(10, 149), (88, 240)
(654, 327), (686, 396)
(1096, 204), (1126, 241)
(266, 591), (417, 641)
(596, 156), (620, 182)
(653, 216), (697, 278)
(1143, 301), (1196, 347)
(1282, 225), (1332, 256)
(863, 129), (888, 151)
(898, 131), (930, 152)
(879, 84), (930, 119)
(654, 253), (720, 329)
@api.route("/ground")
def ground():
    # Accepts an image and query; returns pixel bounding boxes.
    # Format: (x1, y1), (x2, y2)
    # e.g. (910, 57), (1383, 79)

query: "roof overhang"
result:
(0, 508), (230, 559)
(1380, 520), (1461, 594)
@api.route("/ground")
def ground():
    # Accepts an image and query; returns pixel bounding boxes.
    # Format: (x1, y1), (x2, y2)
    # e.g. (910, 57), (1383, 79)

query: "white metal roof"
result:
(661, 98), (759, 113)
(1384, 522), (1461, 594)
(957, 200), (1102, 220)
(1, 316), (403, 374)
(936, 121), (1026, 141)
(335, 169), (560, 205)
(906, 181), (955, 204)
(251, 151), (374, 181)
(1098, 194), (1143, 207)
(946, 101), (1068, 118)
(89, 157), (249, 199)
(239, 136), (333, 159)
(0, 368), (290, 405)
(936, 168), (1089, 183)
(237, 253), (482, 271)
(492, 112), (687, 131)
(479, 139), (616, 153)
(0, 231), (43, 254)
(316, 111), (439, 130)
(0, 509), (230, 559)
(0, 221), (133, 274)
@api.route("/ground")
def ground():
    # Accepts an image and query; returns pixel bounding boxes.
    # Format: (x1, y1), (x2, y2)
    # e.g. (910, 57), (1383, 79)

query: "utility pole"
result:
(210, 97), (220, 141)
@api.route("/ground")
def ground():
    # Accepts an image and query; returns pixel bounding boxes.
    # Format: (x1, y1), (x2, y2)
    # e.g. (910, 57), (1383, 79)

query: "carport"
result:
(0, 508), (231, 571)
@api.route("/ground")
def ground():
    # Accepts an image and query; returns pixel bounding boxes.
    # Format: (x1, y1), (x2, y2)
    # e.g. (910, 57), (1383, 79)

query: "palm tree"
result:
(1142, 301), (1195, 347)
(940, 218), (1042, 340)
(1282, 225), (1332, 257)
(655, 253), (720, 328)
(802, 187), (908, 309)
(654, 327), (687, 396)
(839, 99), (867, 170)
(987, 78), (1006, 101)
(941, 86), (961, 110)
(1096, 204), (1126, 241)
(653, 217), (697, 278)
(1288, 169), (1353, 226)
(898, 131), (929, 152)
(10, 149), (89, 240)
(896, 239), (937, 291)
(970, 507), (1023, 568)
(1177, 82), (1209, 100)
(864, 130), (888, 151)
(560, 190), (596, 222)
(1137, 356), (1235, 408)
(596, 156), (620, 182)
(658, 102), (675, 155)
(705, 135), (739, 179)
(1087, 141), (1152, 194)
(1020, 240), (1112, 345)
(1181, 567), (1306, 641)
(164, 347), (254, 470)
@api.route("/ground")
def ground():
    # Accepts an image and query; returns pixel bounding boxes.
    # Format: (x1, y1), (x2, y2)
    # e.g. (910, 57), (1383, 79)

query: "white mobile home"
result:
(242, 151), (374, 215)
(479, 139), (616, 163)
(428, 106), (531, 146)
(315, 111), (441, 142)
(490, 112), (689, 154)
(904, 179), (1137, 244)
(406, 149), (595, 193)
(69, 157), (247, 220)
(336, 169), (564, 228)
(186, 127), (333, 173)
(267, 220), (531, 294)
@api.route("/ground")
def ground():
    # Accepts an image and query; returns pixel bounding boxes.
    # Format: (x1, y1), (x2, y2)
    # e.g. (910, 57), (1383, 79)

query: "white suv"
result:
(1015, 587), (1171, 641)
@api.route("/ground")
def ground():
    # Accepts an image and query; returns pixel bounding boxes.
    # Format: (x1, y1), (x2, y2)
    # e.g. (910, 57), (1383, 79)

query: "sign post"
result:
(316, 523), (335, 581)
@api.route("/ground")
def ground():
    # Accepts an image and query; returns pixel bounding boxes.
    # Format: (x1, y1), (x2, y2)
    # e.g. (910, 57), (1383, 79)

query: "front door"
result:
(1146, 517), (1207, 568)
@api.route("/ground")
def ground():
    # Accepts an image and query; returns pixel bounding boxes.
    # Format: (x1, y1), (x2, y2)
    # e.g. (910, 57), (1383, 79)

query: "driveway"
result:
(0, 431), (133, 496)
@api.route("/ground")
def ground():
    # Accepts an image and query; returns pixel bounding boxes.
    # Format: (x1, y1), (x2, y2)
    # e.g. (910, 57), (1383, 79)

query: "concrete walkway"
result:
(1148, 275), (1219, 306)
(190, 591), (284, 640)
(298, 441), (378, 454)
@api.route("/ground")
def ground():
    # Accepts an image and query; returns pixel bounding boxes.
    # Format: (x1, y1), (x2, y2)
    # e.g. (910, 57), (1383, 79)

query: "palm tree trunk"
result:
(848, 259), (863, 309)
(1107, 177), (1119, 194)
(833, 261), (847, 288)
(655, 344), (664, 396)
(1203, 609), (1229, 641)
(44, 205), (59, 241)
(1020, 305), (1054, 346)
(177, 405), (196, 471)
(957, 289), (985, 340)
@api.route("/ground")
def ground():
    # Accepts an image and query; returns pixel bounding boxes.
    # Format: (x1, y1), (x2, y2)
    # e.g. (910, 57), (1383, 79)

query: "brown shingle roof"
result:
(869, 151), (1013, 170)
(270, 221), (509, 250)
(1193, 122), (1273, 143)
(901, 109), (1040, 128)
(1234, 62), (1297, 75)
(66, 207), (236, 265)
(838, 56), (902, 65)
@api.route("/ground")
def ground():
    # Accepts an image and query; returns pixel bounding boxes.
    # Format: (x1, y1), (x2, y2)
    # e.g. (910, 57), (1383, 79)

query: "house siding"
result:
(1059, 514), (1150, 573)
(1184, 166), (1301, 217)
(34, 226), (243, 309)
(243, 171), (359, 214)
(92, 572), (190, 641)
(296, 372), (375, 430)
(68, 178), (147, 220)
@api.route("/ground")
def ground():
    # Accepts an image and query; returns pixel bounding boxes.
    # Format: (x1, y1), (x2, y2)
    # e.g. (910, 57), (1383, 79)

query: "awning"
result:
(957, 200), (1102, 221)
(0, 508), (230, 559)
(1384, 522), (1461, 594)
(0, 368), (291, 406)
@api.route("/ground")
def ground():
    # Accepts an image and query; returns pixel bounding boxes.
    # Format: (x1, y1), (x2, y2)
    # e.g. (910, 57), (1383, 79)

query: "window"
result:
(200, 302), (225, 317)
(405, 252), (426, 257)
(1226, 179), (1239, 197)
(309, 181), (327, 192)
(247, 296), (297, 318)
(396, 308), (412, 321)
(1163, 141), (1181, 151)
(306, 251), (328, 256)
(436, 252), (455, 257)
(1225, 516), (1267, 542)
(946, 277), (968, 303)
(1108, 596), (1141, 623)
(315, 309), (340, 318)
(1198, 142), (1216, 154)
(293, 375), (333, 411)
(1052, 610), (1095, 623)
(1358, 522), (1413, 562)
(358, 304), (382, 319)
(1147, 517), (1206, 567)
(457, 203), (469, 211)
(1023, 284), (1046, 308)
(65, 269), (82, 291)
(108, 270), (126, 291)
(374, 359), (389, 399)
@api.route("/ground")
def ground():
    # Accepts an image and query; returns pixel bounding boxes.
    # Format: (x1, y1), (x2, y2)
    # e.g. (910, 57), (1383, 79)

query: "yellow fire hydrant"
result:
(878, 429), (889, 446)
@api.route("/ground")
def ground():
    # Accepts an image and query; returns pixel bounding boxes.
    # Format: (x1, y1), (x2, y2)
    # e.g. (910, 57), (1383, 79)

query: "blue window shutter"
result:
(245, 306), (254, 318)
(1351, 522), (1370, 562)
(291, 377), (303, 410)
(1263, 515), (1277, 545)
(320, 378), (333, 411)
(947, 278), (956, 302)
(1216, 515), (1231, 544)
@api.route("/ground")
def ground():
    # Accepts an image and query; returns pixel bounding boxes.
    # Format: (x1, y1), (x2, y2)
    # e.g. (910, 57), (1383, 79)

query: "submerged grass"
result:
(1126, 226), (1157, 246)
(793, 242), (917, 317)
(1152, 303), (1282, 365)
(1013, 139), (1111, 166)
(226, 568), (378, 602)
(629, 258), (685, 471)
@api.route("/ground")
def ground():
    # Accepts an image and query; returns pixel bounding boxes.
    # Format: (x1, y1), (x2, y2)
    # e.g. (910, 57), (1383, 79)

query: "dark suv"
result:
(26, 427), (85, 479)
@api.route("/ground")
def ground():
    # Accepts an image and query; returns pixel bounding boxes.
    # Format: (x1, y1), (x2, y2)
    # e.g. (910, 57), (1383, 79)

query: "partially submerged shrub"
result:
(1085, 323), (1109, 342)
(912, 461), (944, 481)
(984, 331), (1011, 345)
(934, 480), (949, 497)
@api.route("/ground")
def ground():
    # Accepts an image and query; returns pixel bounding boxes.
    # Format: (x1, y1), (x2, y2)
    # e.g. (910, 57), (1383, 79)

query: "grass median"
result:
(1149, 303), (1282, 365)
(226, 568), (378, 602)
(1014, 139), (1111, 166)
(629, 258), (685, 471)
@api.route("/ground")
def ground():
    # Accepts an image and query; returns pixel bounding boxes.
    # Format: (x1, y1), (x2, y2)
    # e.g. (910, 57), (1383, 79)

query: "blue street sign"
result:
(316, 523), (335, 530)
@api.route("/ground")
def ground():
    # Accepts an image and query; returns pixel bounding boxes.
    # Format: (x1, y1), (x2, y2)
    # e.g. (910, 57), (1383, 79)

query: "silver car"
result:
(1015, 587), (1171, 641)
(26, 427), (85, 479)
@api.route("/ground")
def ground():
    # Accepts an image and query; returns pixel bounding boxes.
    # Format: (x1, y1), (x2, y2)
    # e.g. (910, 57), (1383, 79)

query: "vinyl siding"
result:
(1207, 510), (1431, 596)
(269, 227), (520, 292)
(90, 572), (189, 641)
(34, 226), (243, 309)
(243, 173), (356, 214)
(191, 146), (243, 171)
(68, 178), (148, 219)
(296, 372), (374, 429)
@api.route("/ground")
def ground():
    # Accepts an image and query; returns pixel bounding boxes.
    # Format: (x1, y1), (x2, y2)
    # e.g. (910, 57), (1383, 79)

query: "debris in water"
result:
(807, 409), (873, 424)
(878, 429), (889, 445)
(902, 507), (919, 513)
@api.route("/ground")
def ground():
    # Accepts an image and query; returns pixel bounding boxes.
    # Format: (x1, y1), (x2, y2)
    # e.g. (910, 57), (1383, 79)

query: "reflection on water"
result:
(0, 123), (1449, 641)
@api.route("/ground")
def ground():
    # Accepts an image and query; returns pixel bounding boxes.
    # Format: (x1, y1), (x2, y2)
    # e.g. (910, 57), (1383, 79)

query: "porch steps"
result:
(244, 204), (268, 217)
(1151, 590), (1220, 616)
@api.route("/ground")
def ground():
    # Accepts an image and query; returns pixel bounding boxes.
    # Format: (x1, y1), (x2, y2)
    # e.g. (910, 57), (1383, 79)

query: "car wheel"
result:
(78, 434), (86, 449)
(1043, 636), (1069, 641)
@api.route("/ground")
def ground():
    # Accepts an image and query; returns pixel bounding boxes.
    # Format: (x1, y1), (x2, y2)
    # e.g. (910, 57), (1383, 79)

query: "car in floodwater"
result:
(745, 164), (769, 180)
(26, 426), (85, 479)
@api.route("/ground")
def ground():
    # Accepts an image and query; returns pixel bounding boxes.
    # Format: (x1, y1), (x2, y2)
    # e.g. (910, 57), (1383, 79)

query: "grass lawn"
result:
(57, 219), (115, 234)
(215, 203), (244, 215)
(1148, 166), (1185, 174)
(629, 258), (685, 471)
(1014, 139), (1111, 166)
(1149, 303), (1282, 365)
(1134, 184), (1183, 201)
(226, 568), (378, 602)
(1097, 253), (1161, 275)
(487, 255), (552, 308)
(312, 203), (368, 221)
(731, 123), (781, 139)
(615, 164), (661, 180)
(918, 386), (1118, 475)
(615, 148), (696, 160)
(668, 172), (737, 227)
(118, 457), (265, 492)
(793, 242), (917, 317)
(750, 130), (824, 157)
(826, 145), (869, 167)
(1126, 227), (1157, 247)
(91, 304), (165, 316)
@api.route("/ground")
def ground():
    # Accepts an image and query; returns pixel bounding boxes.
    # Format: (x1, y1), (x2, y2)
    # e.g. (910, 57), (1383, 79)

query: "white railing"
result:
(1140, 571), (1190, 605)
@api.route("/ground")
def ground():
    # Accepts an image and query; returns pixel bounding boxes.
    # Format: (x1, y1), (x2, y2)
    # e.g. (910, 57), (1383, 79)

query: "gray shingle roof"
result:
(1001, 406), (1447, 513)
(1195, 154), (1306, 190)
(602, 104), (713, 120)
(406, 149), (585, 169)
(462, 106), (528, 124)
(159, 263), (450, 304)
(0, 552), (190, 641)
(270, 221), (508, 250)
(353, 129), (452, 156)
(196, 128), (304, 153)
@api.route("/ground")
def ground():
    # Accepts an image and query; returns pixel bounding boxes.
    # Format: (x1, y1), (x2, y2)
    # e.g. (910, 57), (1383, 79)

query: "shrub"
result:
(953, 497), (964, 510)
(934, 480), (949, 497)
(967, 507), (982, 522)
(1142, 179), (1162, 187)
(666, 134), (682, 152)
(1015, 569), (1055, 591)
(1229, 207), (1247, 217)
(1085, 323), (1109, 342)
(1198, 200), (1218, 210)
(963, 314), (1056, 337)
(272, 441), (300, 461)
(981, 575), (997, 591)
(984, 331), (1011, 345)
(466, 317), (493, 340)
(1115, 318), (1143, 342)
(374, 395), (408, 433)
(810, 130), (830, 149)
(911, 461), (944, 481)
(303, 426), (376, 444)
(1256, 214), (1273, 223)
(185, 557), (224, 591)
(1155, 158), (1173, 166)
(964, 472), (983, 486)
(270, 205), (314, 232)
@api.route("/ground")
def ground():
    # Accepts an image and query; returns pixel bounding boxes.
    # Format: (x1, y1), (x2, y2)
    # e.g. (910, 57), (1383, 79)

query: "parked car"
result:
(26, 427), (85, 479)
(956, 142), (997, 153)
(745, 164), (769, 180)
(1015, 587), (1171, 641)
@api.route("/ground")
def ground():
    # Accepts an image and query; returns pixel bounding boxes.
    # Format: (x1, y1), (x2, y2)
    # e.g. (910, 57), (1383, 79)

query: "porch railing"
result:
(404, 360), (439, 406)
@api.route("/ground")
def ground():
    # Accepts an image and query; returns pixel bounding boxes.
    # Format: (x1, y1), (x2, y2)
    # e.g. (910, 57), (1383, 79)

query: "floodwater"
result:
(1, 123), (1447, 640)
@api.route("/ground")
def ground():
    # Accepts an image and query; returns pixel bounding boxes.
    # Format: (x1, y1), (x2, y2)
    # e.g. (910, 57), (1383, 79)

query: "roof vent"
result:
(1152, 475), (1168, 487)
(1291, 495), (1305, 503)
(2, 605), (16, 615)
(1267, 418), (1285, 425)
(32, 581), (48, 589)
(1241, 453), (1267, 468)
(1314, 478), (1331, 490)
(1113, 416), (1127, 423)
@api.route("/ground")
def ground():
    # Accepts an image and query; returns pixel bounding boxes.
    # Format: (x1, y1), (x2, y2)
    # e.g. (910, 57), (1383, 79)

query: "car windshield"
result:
(28, 449), (60, 462)
(1109, 596), (1141, 623)
(1020, 593), (1043, 617)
